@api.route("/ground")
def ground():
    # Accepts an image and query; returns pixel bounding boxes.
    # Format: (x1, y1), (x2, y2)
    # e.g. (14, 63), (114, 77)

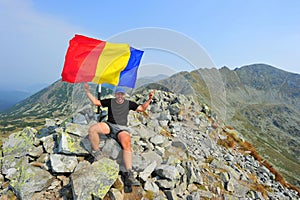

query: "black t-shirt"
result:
(100, 98), (139, 126)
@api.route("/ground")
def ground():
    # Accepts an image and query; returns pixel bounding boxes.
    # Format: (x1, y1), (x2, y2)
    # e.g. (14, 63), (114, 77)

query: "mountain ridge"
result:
(0, 63), (299, 188)
(1, 89), (299, 199)
(157, 64), (300, 186)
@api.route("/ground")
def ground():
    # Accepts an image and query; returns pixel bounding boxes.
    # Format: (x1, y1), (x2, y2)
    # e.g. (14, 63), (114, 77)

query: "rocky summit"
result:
(0, 90), (299, 200)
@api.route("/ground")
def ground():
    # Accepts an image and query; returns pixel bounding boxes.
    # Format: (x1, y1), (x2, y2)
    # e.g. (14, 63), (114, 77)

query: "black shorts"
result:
(105, 122), (131, 141)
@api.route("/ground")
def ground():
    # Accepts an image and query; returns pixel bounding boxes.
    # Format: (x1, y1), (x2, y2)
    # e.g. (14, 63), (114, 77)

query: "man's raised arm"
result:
(84, 83), (102, 106)
(136, 90), (156, 112)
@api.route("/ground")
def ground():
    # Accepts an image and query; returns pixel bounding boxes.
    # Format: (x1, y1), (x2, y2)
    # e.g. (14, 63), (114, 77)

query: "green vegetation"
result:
(0, 80), (74, 135)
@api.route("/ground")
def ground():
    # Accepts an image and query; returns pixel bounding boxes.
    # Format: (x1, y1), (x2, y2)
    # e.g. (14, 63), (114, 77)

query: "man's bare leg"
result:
(88, 122), (110, 157)
(118, 131), (132, 170)
(118, 131), (139, 186)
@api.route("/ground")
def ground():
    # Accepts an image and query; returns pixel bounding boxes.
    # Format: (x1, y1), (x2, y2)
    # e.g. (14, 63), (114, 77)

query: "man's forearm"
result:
(85, 91), (100, 106)
(140, 98), (152, 111)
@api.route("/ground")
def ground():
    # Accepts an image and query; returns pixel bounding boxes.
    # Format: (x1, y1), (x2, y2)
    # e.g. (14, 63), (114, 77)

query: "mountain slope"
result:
(135, 74), (169, 88)
(0, 80), (74, 136)
(159, 64), (300, 186)
(0, 90), (31, 111)
(0, 64), (299, 187)
(1, 89), (299, 199)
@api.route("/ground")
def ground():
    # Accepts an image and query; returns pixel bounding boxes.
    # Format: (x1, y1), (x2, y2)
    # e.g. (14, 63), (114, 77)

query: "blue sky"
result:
(1, 0), (299, 91)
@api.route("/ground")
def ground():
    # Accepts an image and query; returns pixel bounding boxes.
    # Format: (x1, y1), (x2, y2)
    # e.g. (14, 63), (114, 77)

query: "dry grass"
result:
(143, 190), (155, 200)
(221, 127), (300, 195)
(217, 137), (235, 149)
(160, 128), (172, 138)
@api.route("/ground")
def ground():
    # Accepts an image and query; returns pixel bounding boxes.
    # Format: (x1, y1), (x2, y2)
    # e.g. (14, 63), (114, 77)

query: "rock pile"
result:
(0, 90), (299, 199)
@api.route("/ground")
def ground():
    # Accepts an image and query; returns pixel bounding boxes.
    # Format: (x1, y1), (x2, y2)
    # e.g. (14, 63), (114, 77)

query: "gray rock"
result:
(2, 127), (36, 157)
(171, 139), (188, 151)
(176, 164), (185, 175)
(58, 132), (89, 155)
(184, 161), (203, 185)
(159, 111), (172, 121)
(220, 172), (230, 183)
(41, 134), (57, 154)
(136, 125), (156, 139)
(155, 165), (180, 181)
(150, 135), (165, 146)
(144, 180), (160, 193)
(164, 190), (178, 200)
(10, 163), (54, 200)
(45, 118), (57, 127)
(36, 153), (50, 163)
(193, 118), (201, 125)
(186, 191), (200, 200)
(65, 123), (88, 137)
(142, 151), (163, 167)
(225, 179), (234, 192)
(2, 89), (300, 200)
(50, 154), (78, 173)
(246, 190), (264, 199)
(159, 120), (169, 127)
(156, 179), (175, 189)
(167, 155), (181, 165)
(102, 138), (122, 160)
(155, 146), (165, 156)
(170, 122), (182, 133)
(139, 161), (157, 181)
(132, 154), (149, 171)
(150, 104), (161, 113)
(198, 190), (214, 199)
(224, 154), (234, 161)
(148, 119), (163, 133)
(2, 156), (28, 180)
(257, 165), (270, 176)
(71, 158), (119, 200)
(36, 128), (52, 138)
(233, 182), (250, 198)
(177, 115), (184, 121)
(78, 105), (95, 120)
(73, 113), (88, 125)
(28, 145), (44, 158)
(168, 103), (181, 115)
(74, 160), (90, 172)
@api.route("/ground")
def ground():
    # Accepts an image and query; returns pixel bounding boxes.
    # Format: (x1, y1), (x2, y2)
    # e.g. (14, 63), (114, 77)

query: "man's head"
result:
(115, 87), (126, 103)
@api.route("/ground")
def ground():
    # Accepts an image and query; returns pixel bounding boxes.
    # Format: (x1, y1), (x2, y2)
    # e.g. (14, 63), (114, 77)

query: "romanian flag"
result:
(61, 34), (144, 88)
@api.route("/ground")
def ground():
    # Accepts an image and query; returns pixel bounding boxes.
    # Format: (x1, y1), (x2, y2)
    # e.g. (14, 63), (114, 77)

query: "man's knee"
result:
(89, 122), (110, 135)
(118, 131), (131, 150)
(88, 124), (99, 134)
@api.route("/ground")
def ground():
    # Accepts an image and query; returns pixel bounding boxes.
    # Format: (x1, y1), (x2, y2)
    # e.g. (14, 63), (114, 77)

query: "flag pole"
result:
(97, 84), (102, 121)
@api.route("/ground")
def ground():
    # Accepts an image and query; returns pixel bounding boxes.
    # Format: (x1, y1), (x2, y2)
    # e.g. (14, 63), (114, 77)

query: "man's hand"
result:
(84, 83), (90, 93)
(136, 89), (156, 112)
(148, 89), (156, 100)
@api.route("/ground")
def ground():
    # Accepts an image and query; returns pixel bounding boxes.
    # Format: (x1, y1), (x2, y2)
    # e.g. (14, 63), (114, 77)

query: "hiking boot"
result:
(124, 170), (140, 186)
(91, 150), (105, 161)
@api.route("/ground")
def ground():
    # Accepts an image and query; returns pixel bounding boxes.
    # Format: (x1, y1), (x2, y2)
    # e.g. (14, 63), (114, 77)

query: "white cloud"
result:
(0, 0), (84, 90)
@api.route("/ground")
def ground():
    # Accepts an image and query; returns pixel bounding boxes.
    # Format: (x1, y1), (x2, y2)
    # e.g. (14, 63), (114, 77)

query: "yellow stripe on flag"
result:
(92, 42), (131, 85)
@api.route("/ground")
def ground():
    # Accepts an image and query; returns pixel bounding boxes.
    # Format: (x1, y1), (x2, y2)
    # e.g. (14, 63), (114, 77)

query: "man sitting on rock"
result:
(83, 83), (155, 186)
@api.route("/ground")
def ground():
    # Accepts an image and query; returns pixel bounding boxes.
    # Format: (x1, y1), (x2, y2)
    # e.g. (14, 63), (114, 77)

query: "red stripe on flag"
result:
(61, 34), (106, 82)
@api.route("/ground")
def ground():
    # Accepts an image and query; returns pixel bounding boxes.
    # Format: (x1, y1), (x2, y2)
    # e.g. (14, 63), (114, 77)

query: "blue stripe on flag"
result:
(118, 47), (144, 88)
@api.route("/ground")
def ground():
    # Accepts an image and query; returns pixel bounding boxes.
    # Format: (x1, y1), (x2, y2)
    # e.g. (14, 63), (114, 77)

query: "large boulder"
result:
(2, 127), (37, 157)
(10, 163), (54, 200)
(71, 157), (119, 200)
(58, 132), (89, 155)
(50, 154), (78, 173)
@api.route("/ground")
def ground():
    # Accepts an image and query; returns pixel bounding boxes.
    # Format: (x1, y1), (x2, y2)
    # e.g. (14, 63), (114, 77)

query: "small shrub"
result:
(143, 190), (155, 200)
(217, 138), (234, 149)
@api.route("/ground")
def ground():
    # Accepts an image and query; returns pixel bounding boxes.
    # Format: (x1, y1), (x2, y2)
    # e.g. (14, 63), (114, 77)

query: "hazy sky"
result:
(1, 0), (299, 91)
